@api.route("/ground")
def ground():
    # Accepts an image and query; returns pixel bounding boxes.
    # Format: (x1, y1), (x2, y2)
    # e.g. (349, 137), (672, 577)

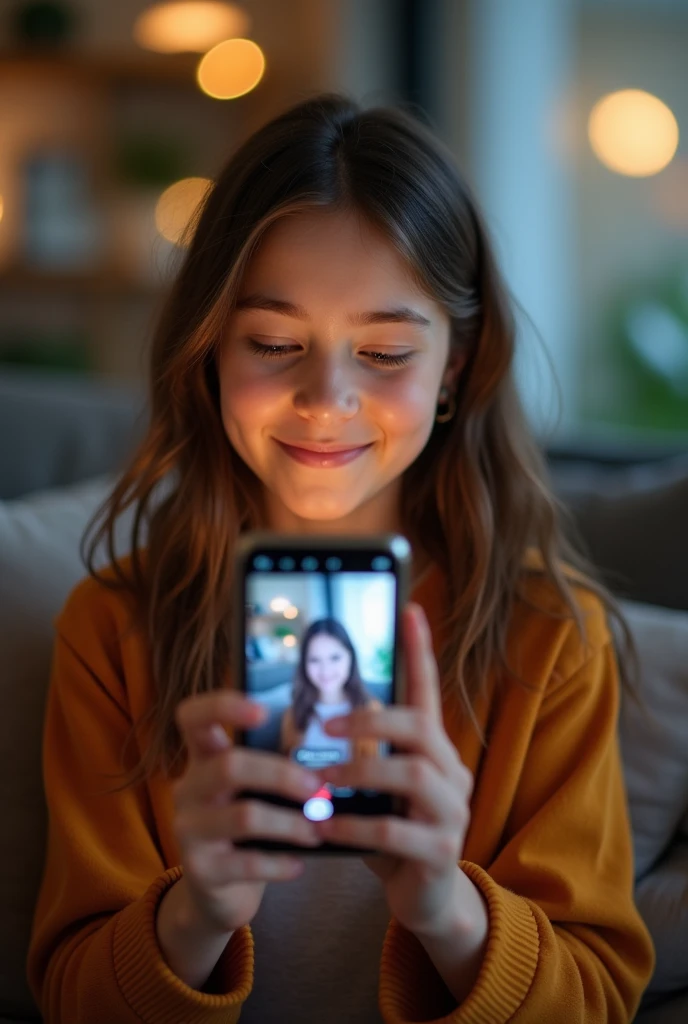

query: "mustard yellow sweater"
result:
(27, 558), (655, 1023)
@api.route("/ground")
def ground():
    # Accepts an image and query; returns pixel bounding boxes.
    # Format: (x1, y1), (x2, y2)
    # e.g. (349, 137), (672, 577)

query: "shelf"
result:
(0, 49), (201, 88)
(0, 265), (166, 298)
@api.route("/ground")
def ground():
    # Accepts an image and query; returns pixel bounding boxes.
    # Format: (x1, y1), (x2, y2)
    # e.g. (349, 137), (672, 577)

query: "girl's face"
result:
(304, 633), (352, 700)
(218, 207), (457, 533)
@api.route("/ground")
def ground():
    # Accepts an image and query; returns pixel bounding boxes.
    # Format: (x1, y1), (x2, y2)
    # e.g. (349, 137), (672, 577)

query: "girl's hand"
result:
(172, 692), (322, 934)
(315, 603), (474, 940)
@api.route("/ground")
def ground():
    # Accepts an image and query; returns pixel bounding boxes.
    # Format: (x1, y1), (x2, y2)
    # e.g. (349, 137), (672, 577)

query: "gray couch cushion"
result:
(0, 369), (145, 500)
(636, 839), (688, 997)
(617, 601), (688, 998)
(553, 455), (688, 612)
(0, 475), (130, 1019)
(618, 601), (688, 880)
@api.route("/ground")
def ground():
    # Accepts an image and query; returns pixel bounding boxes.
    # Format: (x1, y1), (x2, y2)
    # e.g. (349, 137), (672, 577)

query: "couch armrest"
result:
(635, 837), (688, 997)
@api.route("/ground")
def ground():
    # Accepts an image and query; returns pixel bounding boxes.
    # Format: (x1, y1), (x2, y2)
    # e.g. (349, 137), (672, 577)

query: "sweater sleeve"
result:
(378, 640), (656, 1024)
(26, 617), (254, 1024)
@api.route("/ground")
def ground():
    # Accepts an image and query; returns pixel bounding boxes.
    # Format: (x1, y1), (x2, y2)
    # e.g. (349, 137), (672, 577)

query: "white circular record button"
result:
(303, 795), (334, 821)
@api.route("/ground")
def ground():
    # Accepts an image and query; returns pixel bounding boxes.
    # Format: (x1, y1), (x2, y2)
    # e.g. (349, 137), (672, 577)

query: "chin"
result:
(282, 490), (364, 522)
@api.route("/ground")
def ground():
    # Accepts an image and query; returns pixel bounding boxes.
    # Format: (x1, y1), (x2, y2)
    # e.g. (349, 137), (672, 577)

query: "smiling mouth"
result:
(275, 439), (373, 467)
(277, 440), (372, 453)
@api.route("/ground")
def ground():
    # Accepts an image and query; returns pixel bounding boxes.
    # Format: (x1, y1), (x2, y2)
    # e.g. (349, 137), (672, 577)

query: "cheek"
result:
(219, 364), (284, 430)
(375, 377), (437, 435)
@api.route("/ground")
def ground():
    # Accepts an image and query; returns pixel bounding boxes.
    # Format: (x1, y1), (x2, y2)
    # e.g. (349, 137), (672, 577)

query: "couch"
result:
(1, 368), (687, 1022)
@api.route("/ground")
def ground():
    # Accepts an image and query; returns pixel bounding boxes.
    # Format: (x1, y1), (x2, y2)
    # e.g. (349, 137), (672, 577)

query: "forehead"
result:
(239, 208), (433, 312)
(307, 632), (347, 651)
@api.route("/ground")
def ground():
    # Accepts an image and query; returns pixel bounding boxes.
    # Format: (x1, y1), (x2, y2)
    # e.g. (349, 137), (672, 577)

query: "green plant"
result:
(114, 137), (188, 190)
(373, 644), (394, 680)
(272, 625), (295, 639)
(0, 331), (91, 373)
(591, 262), (688, 434)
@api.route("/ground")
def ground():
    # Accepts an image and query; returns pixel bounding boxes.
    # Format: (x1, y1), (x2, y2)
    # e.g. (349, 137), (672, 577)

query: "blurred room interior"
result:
(1, 12), (688, 1021)
(0, 0), (686, 451)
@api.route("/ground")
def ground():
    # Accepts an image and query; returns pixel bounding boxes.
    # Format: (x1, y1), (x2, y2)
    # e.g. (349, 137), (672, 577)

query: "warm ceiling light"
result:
(155, 177), (211, 245)
(588, 89), (679, 177)
(133, 2), (250, 54)
(197, 38), (265, 99)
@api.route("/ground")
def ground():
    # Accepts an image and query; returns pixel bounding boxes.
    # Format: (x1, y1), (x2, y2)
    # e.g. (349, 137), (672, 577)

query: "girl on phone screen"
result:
(280, 618), (382, 765)
(28, 94), (654, 1023)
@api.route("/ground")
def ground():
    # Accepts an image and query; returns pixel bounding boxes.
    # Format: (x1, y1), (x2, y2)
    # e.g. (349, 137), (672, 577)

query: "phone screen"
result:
(237, 538), (408, 829)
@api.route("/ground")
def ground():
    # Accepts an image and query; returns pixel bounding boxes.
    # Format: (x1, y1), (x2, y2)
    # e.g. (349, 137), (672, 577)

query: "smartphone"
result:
(231, 532), (411, 854)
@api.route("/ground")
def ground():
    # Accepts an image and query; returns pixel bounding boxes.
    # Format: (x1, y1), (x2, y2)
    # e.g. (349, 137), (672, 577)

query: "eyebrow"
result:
(234, 293), (432, 328)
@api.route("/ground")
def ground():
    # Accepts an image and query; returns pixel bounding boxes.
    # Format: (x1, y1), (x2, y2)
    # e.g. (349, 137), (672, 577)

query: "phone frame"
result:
(231, 532), (411, 855)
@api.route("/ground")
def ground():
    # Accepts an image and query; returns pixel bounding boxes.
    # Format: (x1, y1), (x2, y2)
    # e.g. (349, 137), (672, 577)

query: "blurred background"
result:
(0, 0), (686, 449)
(2, 16), (688, 1016)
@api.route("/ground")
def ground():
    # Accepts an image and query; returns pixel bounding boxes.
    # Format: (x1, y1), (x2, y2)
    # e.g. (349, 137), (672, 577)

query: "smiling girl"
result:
(280, 618), (382, 765)
(27, 95), (654, 1023)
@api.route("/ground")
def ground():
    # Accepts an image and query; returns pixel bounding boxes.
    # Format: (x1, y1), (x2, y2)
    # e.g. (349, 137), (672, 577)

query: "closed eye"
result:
(247, 339), (413, 367)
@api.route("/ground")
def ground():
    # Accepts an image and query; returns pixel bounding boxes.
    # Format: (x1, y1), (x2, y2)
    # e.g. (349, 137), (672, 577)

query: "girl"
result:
(27, 94), (654, 1023)
(280, 617), (382, 763)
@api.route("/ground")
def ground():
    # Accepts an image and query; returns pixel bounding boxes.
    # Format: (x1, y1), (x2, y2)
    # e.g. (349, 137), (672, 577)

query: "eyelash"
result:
(247, 339), (413, 367)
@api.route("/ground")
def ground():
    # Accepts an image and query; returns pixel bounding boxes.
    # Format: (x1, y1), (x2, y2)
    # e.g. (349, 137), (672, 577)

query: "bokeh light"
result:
(197, 38), (265, 99)
(283, 606), (299, 620)
(154, 177), (211, 245)
(283, 635), (297, 648)
(588, 89), (679, 177)
(0, 195), (4, 224)
(133, 2), (250, 54)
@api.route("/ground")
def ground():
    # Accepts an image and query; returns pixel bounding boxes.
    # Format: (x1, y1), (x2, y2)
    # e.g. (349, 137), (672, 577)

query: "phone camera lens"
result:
(371, 556), (391, 570)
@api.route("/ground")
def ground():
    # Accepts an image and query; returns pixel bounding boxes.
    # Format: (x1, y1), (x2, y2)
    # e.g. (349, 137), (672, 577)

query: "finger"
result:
(197, 847), (308, 885)
(178, 748), (320, 809)
(403, 603), (443, 721)
(320, 756), (466, 825)
(316, 815), (459, 870)
(176, 691), (267, 760)
(177, 799), (322, 851)
(324, 706), (461, 778)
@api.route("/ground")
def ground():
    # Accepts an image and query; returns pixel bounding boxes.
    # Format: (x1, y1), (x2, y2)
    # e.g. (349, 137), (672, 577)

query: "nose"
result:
(292, 354), (359, 426)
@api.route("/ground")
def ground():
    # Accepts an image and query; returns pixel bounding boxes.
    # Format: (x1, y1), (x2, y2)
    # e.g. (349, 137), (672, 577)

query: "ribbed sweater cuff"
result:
(112, 866), (254, 1024)
(379, 860), (540, 1024)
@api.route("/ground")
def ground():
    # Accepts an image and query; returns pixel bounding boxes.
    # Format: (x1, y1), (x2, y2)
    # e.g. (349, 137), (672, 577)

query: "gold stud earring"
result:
(435, 388), (456, 424)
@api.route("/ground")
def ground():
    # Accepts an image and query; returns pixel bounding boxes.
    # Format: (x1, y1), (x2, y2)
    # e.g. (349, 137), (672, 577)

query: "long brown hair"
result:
(83, 93), (641, 791)
(292, 618), (373, 733)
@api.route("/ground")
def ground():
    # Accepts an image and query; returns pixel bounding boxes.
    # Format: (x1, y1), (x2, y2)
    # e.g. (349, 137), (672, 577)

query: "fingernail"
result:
(209, 725), (229, 748)
(413, 605), (427, 637)
(326, 718), (345, 734)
